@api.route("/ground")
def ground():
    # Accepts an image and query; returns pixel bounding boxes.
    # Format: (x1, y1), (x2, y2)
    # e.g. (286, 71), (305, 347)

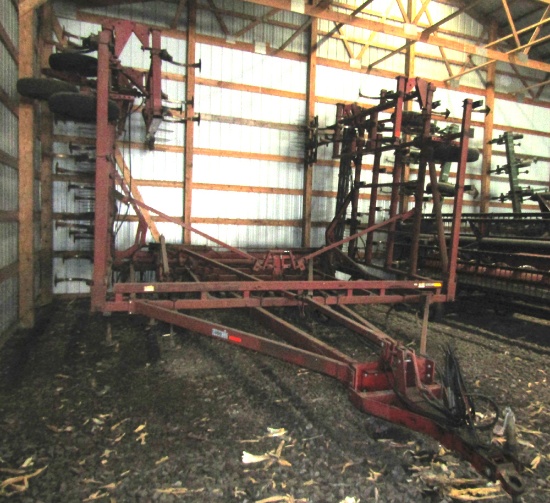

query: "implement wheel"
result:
(49, 53), (98, 77)
(48, 92), (120, 122)
(16, 77), (79, 100)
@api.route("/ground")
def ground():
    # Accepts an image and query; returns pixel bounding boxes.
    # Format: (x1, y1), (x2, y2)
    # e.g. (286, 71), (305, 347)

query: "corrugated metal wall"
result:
(44, 0), (550, 293)
(0, 0), (19, 338)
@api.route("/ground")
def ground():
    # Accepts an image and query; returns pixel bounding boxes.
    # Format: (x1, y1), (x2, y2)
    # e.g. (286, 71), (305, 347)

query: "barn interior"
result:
(0, 0), (549, 501)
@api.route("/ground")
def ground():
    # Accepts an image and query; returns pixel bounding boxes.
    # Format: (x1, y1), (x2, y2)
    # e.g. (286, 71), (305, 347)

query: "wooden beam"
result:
(412, 0), (431, 24)
(445, 31), (550, 83)
(524, 6), (550, 56)
(312, 0), (375, 53)
(233, 7), (280, 38)
(0, 262), (19, 284)
(114, 149), (161, 243)
(171, 0), (187, 30)
(273, 17), (312, 55)
(206, 0), (229, 36)
(243, 0), (550, 74)
(302, 17), (317, 248)
(19, 0), (48, 17)
(502, 0), (521, 47)
(18, 9), (35, 327)
(184, 0), (197, 244)
(0, 19), (18, 62)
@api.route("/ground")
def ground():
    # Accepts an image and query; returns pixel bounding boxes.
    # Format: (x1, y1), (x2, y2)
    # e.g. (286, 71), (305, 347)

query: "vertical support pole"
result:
(18, 8), (35, 327)
(409, 82), (435, 276)
(503, 132), (522, 214)
(91, 27), (115, 312)
(481, 21), (497, 214)
(302, 15), (317, 248)
(365, 134), (382, 264)
(386, 77), (407, 268)
(446, 99), (474, 301)
(183, 0), (197, 244)
(39, 3), (53, 306)
(385, 153), (403, 268)
(420, 293), (431, 354)
(402, 0), (415, 214)
(427, 160), (448, 272)
(348, 152), (363, 259)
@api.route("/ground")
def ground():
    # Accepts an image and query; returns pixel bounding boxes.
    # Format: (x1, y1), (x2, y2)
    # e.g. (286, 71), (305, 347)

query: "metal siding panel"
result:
(193, 155), (303, 189)
(0, 0), (18, 48)
(0, 222), (17, 269)
(196, 120), (300, 156)
(0, 103), (18, 158)
(495, 99), (550, 136)
(199, 86), (305, 125)
(192, 189), (301, 220)
(137, 186), (184, 216)
(0, 276), (18, 334)
(190, 223), (301, 249)
(0, 43), (17, 100)
(0, 163), (18, 211)
(197, 43), (306, 93)
(119, 149), (184, 182)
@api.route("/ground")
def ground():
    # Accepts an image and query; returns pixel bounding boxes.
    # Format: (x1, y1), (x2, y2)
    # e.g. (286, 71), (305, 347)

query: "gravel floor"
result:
(0, 298), (548, 502)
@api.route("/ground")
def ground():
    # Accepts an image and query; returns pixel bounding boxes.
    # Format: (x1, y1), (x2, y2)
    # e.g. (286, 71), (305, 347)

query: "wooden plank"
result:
(245, 0), (550, 74)
(196, 77), (305, 100)
(0, 210), (18, 222)
(0, 148), (18, 169)
(0, 19), (18, 62)
(200, 113), (302, 132)
(0, 85), (18, 118)
(114, 149), (161, 242)
(117, 215), (331, 228)
(183, 0), (197, 244)
(19, 0), (48, 17)
(0, 262), (18, 284)
(18, 9), (35, 328)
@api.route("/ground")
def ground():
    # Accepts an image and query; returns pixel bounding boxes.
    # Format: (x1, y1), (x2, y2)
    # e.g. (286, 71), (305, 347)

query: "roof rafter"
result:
(244, 0), (550, 74)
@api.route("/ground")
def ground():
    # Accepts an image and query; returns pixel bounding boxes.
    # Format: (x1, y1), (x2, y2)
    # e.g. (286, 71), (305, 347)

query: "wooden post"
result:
(302, 16), (317, 248)
(18, 8), (35, 327)
(183, 0), (197, 244)
(39, 2), (54, 306)
(481, 22), (498, 214)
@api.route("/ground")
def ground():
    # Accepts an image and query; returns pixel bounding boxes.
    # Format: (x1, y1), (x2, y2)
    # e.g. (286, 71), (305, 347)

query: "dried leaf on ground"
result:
(447, 486), (504, 501)
(155, 456), (169, 465)
(255, 495), (307, 503)
(242, 452), (271, 464)
(267, 427), (287, 437)
(134, 423), (147, 433)
(0, 466), (47, 496)
(341, 460), (355, 474)
(156, 487), (205, 495)
(83, 490), (110, 501)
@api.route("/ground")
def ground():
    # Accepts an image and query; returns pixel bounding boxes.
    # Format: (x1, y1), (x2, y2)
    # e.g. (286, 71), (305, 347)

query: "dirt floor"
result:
(0, 297), (549, 503)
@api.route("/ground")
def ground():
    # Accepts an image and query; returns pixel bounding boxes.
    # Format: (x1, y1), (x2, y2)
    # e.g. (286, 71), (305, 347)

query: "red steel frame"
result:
(87, 19), (524, 498)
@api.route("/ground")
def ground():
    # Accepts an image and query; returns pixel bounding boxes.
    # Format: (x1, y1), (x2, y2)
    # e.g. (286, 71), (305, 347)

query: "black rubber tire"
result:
(16, 77), (79, 100)
(49, 53), (98, 77)
(48, 92), (120, 122)
(432, 143), (480, 163)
